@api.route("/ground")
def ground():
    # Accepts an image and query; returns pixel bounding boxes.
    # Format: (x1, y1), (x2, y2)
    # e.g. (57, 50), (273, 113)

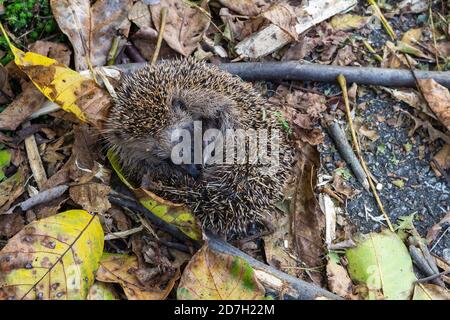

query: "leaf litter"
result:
(0, 0), (448, 300)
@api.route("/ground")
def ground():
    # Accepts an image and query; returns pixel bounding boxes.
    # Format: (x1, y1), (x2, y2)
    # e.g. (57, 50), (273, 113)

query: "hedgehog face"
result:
(106, 85), (239, 178)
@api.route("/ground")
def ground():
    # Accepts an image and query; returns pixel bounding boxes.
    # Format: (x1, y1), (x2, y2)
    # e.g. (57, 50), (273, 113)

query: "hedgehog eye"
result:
(172, 98), (186, 111)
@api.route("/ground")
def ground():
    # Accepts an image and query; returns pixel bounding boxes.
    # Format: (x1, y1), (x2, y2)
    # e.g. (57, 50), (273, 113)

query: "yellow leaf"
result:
(177, 244), (265, 300)
(0, 24), (110, 127)
(96, 253), (178, 300)
(107, 149), (202, 240)
(0, 210), (104, 300)
(331, 14), (371, 31)
(412, 283), (450, 300)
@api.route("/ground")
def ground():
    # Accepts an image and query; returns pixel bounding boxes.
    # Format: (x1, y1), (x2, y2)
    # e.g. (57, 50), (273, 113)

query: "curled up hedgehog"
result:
(105, 58), (296, 240)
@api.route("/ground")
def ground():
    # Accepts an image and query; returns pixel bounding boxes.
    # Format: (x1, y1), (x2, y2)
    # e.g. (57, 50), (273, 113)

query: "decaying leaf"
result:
(218, 0), (273, 16)
(326, 254), (355, 299)
(412, 283), (450, 300)
(0, 165), (28, 212)
(129, 1), (153, 29)
(0, 25), (111, 128)
(291, 143), (325, 284)
(150, 0), (211, 56)
(69, 183), (111, 214)
(50, 0), (133, 71)
(0, 210), (103, 300)
(398, 0), (428, 13)
(418, 79), (450, 132)
(87, 282), (118, 300)
(431, 144), (450, 178)
(426, 212), (450, 243)
(177, 244), (265, 300)
(96, 253), (178, 300)
(107, 149), (202, 241)
(346, 230), (416, 300)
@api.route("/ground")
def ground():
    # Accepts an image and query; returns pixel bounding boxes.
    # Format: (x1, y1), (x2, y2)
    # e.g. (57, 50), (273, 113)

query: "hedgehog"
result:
(104, 58), (296, 239)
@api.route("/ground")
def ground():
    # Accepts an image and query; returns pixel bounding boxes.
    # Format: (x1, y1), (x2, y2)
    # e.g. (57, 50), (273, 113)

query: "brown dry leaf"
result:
(150, 0), (211, 56)
(383, 87), (435, 119)
(0, 213), (24, 238)
(418, 79), (450, 132)
(333, 45), (357, 66)
(69, 183), (111, 214)
(218, 0), (273, 16)
(129, 1), (152, 29)
(431, 144), (450, 177)
(398, 0), (428, 13)
(131, 26), (179, 61)
(358, 124), (379, 141)
(332, 174), (356, 198)
(219, 8), (265, 42)
(0, 65), (13, 105)
(0, 84), (46, 131)
(96, 253), (178, 300)
(282, 36), (318, 61)
(0, 165), (28, 213)
(426, 212), (450, 243)
(51, 0), (132, 70)
(29, 40), (72, 66)
(326, 256), (356, 299)
(263, 212), (298, 277)
(261, 2), (299, 39)
(291, 142), (324, 284)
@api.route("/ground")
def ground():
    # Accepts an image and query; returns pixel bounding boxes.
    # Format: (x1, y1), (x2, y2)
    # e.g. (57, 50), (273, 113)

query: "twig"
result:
(362, 40), (383, 63)
(151, 7), (168, 65)
(409, 245), (445, 287)
(124, 43), (146, 63)
(368, 0), (396, 40)
(337, 74), (394, 232)
(108, 193), (200, 249)
(7, 185), (68, 213)
(416, 269), (450, 283)
(206, 232), (342, 300)
(327, 122), (370, 191)
(113, 62), (450, 88)
(23, 121), (47, 190)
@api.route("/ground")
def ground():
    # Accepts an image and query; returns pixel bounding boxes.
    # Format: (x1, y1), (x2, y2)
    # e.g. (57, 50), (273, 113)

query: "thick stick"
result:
(113, 62), (450, 88)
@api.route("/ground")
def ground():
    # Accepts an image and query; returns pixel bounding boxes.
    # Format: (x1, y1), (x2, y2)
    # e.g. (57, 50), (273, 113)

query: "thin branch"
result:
(151, 7), (168, 65)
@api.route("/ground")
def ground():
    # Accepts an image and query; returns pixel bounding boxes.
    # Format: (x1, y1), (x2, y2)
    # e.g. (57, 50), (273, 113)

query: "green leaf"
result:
(346, 230), (416, 300)
(0, 149), (11, 181)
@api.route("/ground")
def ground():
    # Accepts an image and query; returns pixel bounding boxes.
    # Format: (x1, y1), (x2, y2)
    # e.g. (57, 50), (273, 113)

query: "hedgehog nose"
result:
(181, 163), (202, 178)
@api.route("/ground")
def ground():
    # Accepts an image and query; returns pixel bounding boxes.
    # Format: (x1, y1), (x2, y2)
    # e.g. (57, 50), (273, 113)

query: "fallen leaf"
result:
(87, 282), (118, 300)
(218, 0), (273, 16)
(383, 87), (434, 119)
(418, 79), (450, 132)
(0, 84), (47, 131)
(291, 142), (324, 284)
(431, 144), (450, 177)
(392, 179), (405, 188)
(333, 45), (357, 66)
(0, 210), (104, 300)
(29, 40), (72, 66)
(412, 283), (450, 300)
(331, 14), (371, 31)
(0, 25), (112, 128)
(426, 212), (450, 243)
(346, 230), (416, 300)
(0, 148), (11, 181)
(129, 1), (152, 29)
(326, 253), (355, 299)
(150, 0), (211, 56)
(0, 213), (24, 238)
(0, 165), (28, 212)
(50, 0), (133, 70)
(332, 174), (356, 198)
(96, 253), (177, 300)
(358, 124), (380, 141)
(177, 244), (265, 300)
(69, 183), (111, 214)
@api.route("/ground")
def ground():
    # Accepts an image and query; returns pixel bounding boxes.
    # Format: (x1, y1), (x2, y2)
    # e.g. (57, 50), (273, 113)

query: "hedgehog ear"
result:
(172, 98), (186, 111)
